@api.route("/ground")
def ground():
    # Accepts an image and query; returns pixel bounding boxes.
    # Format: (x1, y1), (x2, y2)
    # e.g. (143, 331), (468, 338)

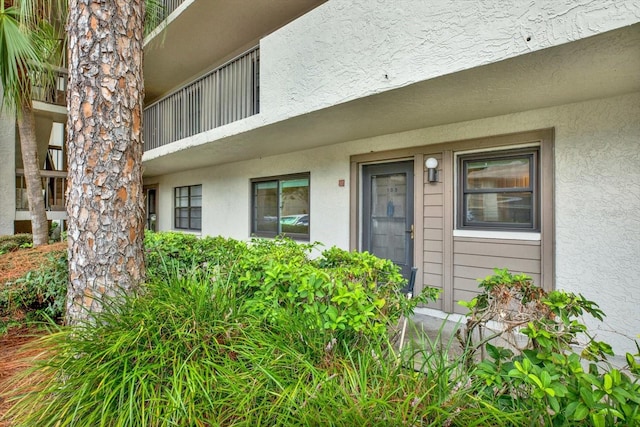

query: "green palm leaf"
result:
(0, 3), (42, 109)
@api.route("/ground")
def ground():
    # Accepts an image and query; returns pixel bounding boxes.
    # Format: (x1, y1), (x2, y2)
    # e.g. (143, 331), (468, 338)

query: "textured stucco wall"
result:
(554, 96), (640, 355)
(149, 144), (351, 246)
(260, 0), (640, 121)
(151, 92), (640, 354)
(0, 109), (15, 235)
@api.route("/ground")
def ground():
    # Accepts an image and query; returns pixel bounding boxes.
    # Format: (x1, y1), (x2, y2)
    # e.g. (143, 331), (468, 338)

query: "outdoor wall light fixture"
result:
(425, 157), (439, 183)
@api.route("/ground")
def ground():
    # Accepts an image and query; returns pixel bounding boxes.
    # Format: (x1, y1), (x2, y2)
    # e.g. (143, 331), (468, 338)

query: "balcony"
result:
(30, 66), (68, 107)
(15, 169), (67, 212)
(143, 47), (259, 151)
(147, 0), (186, 32)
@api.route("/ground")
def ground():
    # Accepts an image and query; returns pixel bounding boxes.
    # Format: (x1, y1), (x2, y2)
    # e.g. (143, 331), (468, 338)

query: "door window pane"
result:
(370, 173), (407, 264)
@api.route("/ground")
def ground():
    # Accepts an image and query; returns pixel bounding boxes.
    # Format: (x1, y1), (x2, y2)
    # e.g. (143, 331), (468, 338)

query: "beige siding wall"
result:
(422, 153), (444, 310)
(451, 238), (541, 314)
(415, 130), (552, 314)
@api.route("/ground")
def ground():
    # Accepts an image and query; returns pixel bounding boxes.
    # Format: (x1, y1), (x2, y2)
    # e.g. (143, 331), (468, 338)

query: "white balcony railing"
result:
(31, 66), (68, 106)
(16, 169), (67, 212)
(159, 0), (186, 20)
(143, 47), (260, 151)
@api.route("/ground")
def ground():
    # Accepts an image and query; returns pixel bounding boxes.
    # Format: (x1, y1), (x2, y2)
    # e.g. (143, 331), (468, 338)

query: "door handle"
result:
(406, 224), (414, 240)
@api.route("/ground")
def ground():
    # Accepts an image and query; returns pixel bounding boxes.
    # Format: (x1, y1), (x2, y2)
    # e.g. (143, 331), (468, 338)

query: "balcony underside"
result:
(142, 24), (640, 177)
(144, 0), (326, 102)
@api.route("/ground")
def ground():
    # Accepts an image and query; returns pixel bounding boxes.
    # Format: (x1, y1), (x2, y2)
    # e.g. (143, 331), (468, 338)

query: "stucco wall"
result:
(149, 146), (351, 246)
(554, 96), (640, 355)
(0, 109), (15, 235)
(150, 92), (640, 354)
(260, 0), (640, 121)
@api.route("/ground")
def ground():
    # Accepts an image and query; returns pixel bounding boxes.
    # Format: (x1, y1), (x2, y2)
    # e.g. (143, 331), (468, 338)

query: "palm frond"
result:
(0, 1), (65, 112)
(0, 4), (40, 109)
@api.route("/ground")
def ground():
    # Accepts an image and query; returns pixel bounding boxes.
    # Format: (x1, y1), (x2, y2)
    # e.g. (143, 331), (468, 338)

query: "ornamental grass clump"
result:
(5, 270), (522, 426)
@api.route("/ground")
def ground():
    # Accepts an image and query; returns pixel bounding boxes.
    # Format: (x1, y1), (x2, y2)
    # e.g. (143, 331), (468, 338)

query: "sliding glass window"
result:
(251, 174), (310, 240)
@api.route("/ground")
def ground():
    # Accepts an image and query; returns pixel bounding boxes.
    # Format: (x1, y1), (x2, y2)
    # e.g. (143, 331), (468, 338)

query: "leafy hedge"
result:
(144, 232), (438, 342)
(3, 231), (437, 340)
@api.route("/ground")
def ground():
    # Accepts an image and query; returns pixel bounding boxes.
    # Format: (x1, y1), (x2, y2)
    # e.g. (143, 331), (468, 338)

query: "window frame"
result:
(174, 184), (202, 231)
(250, 173), (310, 241)
(457, 148), (539, 231)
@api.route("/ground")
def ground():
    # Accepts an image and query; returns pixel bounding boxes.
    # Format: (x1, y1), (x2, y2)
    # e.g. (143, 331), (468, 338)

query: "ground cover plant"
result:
(0, 240), (66, 333)
(5, 273), (526, 426)
(0, 235), (33, 256)
(2, 232), (520, 426)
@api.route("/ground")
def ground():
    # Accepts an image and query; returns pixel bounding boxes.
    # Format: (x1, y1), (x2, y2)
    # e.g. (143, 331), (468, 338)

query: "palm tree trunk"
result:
(16, 100), (49, 246)
(65, 0), (146, 324)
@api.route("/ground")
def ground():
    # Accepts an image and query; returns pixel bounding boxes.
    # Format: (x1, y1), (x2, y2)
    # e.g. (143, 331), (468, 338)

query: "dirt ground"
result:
(0, 242), (65, 426)
(0, 327), (47, 427)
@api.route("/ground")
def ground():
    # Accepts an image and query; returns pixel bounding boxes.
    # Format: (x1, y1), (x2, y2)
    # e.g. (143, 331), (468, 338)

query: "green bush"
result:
(0, 251), (68, 329)
(7, 235), (638, 425)
(145, 232), (439, 344)
(144, 230), (246, 281)
(460, 269), (640, 426)
(236, 237), (439, 342)
(5, 231), (438, 338)
(0, 234), (33, 255)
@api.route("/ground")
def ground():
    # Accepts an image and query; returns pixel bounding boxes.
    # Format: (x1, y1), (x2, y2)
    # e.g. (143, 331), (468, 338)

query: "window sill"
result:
(251, 233), (310, 242)
(173, 229), (202, 236)
(453, 229), (541, 241)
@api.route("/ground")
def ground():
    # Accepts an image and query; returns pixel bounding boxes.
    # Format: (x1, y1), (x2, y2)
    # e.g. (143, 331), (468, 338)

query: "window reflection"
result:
(460, 151), (537, 230)
(252, 175), (310, 239)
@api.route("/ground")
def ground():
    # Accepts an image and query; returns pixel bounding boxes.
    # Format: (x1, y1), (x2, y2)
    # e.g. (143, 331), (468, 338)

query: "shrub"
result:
(145, 232), (440, 344)
(4, 231), (439, 337)
(0, 251), (68, 329)
(144, 230), (246, 281)
(0, 234), (32, 255)
(460, 268), (640, 426)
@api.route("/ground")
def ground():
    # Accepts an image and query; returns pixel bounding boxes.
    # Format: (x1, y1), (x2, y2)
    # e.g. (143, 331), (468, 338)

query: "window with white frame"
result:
(251, 173), (310, 240)
(174, 184), (202, 230)
(458, 148), (539, 231)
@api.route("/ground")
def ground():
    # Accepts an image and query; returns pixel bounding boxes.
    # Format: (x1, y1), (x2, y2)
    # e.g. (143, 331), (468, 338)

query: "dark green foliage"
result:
(144, 230), (246, 281)
(0, 233), (32, 254)
(461, 268), (640, 426)
(144, 232), (439, 343)
(0, 251), (67, 331)
(4, 231), (438, 338)
(4, 235), (638, 426)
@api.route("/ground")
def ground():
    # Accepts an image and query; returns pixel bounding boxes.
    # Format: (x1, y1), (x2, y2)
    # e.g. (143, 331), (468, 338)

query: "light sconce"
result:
(425, 157), (439, 183)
